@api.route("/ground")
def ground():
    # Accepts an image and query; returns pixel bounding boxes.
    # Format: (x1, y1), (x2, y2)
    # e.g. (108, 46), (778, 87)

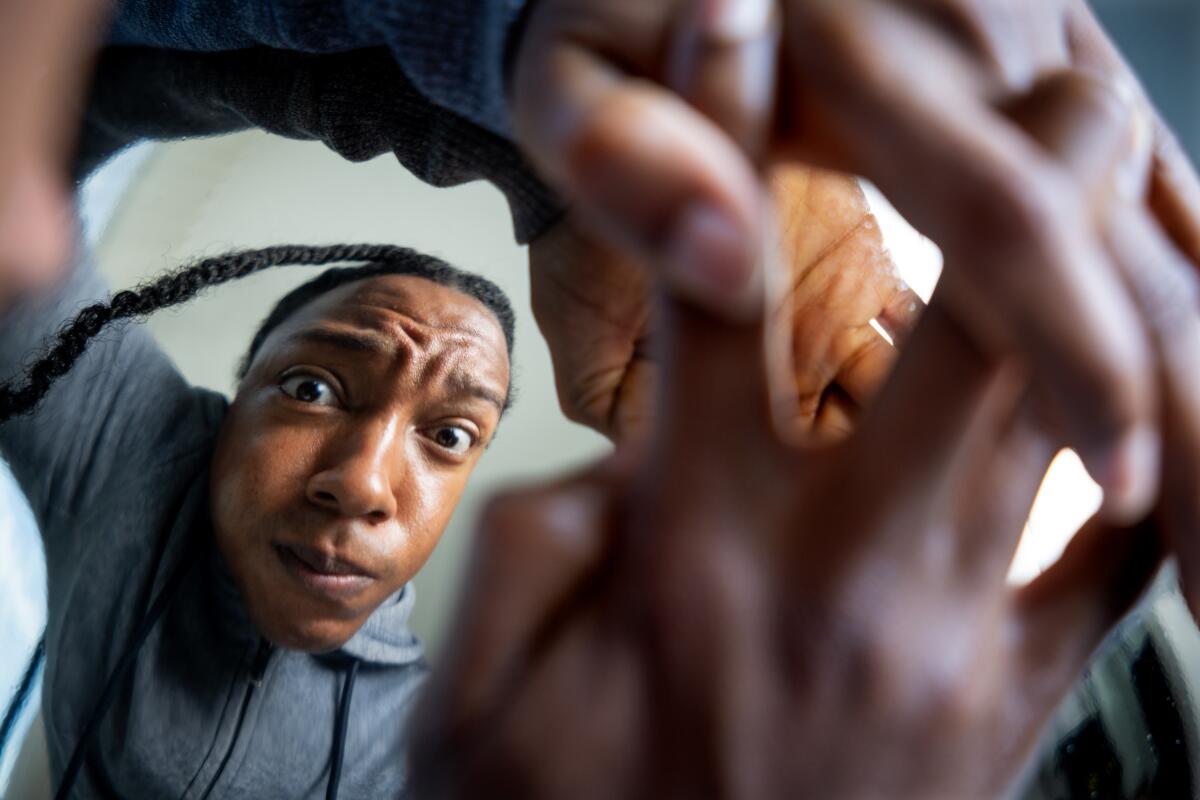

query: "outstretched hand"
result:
(410, 75), (1174, 798)
(412, 242), (1160, 800)
(510, 0), (1200, 528)
(530, 165), (920, 441)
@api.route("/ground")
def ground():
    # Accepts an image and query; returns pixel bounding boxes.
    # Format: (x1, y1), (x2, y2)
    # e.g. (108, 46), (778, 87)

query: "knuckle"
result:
(802, 2), (889, 85)
(554, 373), (615, 432)
(914, 658), (985, 728)
(481, 481), (609, 565)
(950, 164), (1068, 271)
(1077, 359), (1143, 441)
(986, 168), (1067, 249)
(1131, 257), (1200, 341)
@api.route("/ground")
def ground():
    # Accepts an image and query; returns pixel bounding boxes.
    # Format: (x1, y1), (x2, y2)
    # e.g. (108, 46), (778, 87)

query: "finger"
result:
(852, 296), (1009, 514)
(654, 260), (785, 487)
(1067, 0), (1200, 265)
(1104, 204), (1200, 618)
(953, 398), (1058, 585)
(875, 283), (926, 348)
(811, 385), (858, 444)
(1022, 58), (1200, 613)
(669, 0), (780, 157)
(904, 0), (1071, 89)
(1062, 10), (1200, 583)
(411, 472), (616, 769)
(768, 166), (917, 413)
(1147, 123), (1200, 267)
(1003, 70), (1137, 198)
(830, 332), (896, 413)
(786, 0), (1158, 521)
(1012, 516), (1163, 711)
(528, 220), (656, 441)
(513, 24), (764, 319)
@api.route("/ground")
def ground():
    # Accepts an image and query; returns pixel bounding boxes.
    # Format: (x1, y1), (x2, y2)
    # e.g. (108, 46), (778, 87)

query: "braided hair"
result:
(0, 244), (516, 423)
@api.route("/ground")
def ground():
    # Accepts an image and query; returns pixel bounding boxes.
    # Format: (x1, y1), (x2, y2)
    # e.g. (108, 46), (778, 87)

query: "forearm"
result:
(108, 0), (525, 139)
(77, 45), (563, 242)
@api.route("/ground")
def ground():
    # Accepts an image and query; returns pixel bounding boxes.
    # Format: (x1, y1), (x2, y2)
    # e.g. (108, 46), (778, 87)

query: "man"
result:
(0, 243), (515, 797)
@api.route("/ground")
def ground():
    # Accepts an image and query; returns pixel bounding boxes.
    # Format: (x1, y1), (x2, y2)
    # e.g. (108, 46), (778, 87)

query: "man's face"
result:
(211, 275), (510, 652)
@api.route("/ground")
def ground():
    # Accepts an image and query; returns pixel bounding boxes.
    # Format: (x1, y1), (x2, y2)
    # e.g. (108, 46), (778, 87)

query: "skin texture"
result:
(209, 275), (510, 652)
(530, 165), (921, 442)
(510, 0), (1200, 531)
(409, 80), (1169, 799)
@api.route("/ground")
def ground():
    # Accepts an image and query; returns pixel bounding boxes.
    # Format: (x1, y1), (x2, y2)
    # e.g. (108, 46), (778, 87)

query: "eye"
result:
(279, 374), (338, 406)
(428, 425), (475, 455)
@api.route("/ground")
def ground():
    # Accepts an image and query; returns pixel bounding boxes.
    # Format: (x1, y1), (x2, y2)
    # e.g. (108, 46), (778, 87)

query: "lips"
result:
(287, 542), (372, 576)
(275, 543), (376, 601)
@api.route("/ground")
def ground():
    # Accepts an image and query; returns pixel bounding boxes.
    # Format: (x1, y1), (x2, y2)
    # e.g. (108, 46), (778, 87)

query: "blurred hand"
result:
(530, 165), (921, 441)
(0, 0), (106, 309)
(410, 82), (1179, 797)
(510, 0), (1200, 524)
(411, 262), (1161, 800)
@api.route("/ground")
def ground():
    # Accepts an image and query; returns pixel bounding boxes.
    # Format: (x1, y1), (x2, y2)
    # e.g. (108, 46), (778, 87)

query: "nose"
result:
(306, 416), (403, 524)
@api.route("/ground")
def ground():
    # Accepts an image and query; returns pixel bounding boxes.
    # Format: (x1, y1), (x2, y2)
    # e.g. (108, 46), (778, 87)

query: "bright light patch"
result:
(868, 318), (895, 346)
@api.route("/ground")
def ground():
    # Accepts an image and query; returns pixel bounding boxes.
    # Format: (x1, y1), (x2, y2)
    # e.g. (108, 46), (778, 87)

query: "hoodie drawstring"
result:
(54, 541), (200, 800)
(326, 659), (360, 800)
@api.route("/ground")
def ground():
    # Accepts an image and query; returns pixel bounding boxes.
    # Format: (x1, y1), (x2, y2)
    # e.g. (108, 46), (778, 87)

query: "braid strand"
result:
(0, 244), (424, 422)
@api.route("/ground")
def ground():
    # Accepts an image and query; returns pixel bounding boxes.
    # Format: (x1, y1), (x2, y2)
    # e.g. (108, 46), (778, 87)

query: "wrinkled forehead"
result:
(257, 274), (510, 383)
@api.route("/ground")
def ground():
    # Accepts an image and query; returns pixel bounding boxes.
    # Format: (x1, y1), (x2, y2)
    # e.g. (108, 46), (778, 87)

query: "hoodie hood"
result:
(338, 583), (425, 665)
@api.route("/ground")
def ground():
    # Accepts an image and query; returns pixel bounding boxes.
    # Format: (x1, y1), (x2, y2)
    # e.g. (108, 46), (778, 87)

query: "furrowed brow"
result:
(288, 328), (396, 356)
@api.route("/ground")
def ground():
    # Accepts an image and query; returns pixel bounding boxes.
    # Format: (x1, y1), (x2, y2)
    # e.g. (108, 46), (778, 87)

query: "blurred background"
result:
(2, 0), (1199, 797)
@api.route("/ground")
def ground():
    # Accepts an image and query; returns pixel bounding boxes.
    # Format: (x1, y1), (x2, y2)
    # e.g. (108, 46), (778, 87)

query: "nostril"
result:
(313, 490), (339, 508)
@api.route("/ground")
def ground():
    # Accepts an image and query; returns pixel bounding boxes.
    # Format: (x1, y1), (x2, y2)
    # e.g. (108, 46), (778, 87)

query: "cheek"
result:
(213, 418), (320, 532)
(391, 460), (477, 570)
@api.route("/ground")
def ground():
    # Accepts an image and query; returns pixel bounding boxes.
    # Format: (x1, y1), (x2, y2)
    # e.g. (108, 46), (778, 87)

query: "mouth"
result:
(274, 543), (376, 601)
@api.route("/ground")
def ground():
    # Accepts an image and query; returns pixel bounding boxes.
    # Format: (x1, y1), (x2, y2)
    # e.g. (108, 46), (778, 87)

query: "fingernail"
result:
(665, 200), (759, 319)
(1095, 424), (1160, 524)
(705, 0), (775, 42)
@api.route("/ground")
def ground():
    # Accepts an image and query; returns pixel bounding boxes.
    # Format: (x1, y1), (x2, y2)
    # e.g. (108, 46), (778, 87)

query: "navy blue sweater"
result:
(84, 0), (562, 242)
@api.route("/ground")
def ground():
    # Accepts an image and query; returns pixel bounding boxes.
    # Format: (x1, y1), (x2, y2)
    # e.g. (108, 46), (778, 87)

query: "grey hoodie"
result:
(1, 252), (429, 798)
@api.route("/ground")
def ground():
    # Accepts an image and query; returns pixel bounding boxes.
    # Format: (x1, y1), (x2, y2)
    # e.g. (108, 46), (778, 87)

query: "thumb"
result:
(512, 9), (765, 319)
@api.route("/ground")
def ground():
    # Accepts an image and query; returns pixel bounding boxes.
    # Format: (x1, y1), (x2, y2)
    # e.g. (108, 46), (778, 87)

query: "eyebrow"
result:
(287, 328), (397, 356)
(287, 327), (508, 412)
(445, 372), (509, 414)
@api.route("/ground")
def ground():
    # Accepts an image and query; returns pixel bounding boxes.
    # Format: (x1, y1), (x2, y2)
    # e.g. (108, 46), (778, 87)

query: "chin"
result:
(251, 605), (364, 654)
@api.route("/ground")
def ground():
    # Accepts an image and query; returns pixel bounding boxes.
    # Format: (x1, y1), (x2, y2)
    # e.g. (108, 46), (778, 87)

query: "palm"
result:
(530, 165), (922, 441)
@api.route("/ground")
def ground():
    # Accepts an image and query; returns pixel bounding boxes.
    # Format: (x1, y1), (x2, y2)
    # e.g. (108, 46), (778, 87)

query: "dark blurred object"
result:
(1021, 569), (1200, 800)
(1091, 0), (1200, 163)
